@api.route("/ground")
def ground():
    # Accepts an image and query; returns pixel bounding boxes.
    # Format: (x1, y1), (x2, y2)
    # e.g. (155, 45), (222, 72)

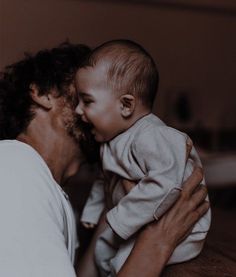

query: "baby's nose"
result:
(75, 104), (83, 116)
(75, 104), (88, 122)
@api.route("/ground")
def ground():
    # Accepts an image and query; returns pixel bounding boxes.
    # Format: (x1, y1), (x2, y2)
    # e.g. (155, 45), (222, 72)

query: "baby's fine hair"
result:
(82, 39), (159, 108)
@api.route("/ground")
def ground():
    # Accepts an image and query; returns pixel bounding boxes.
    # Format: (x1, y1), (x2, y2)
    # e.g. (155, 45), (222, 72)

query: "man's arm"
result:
(76, 168), (209, 277)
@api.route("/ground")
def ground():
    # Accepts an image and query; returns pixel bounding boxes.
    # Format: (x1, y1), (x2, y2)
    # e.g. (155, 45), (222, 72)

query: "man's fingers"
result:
(191, 185), (208, 208)
(186, 138), (193, 161)
(182, 167), (203, 196)
(192, 201), (210, 223)
(180, 201), (210, 241)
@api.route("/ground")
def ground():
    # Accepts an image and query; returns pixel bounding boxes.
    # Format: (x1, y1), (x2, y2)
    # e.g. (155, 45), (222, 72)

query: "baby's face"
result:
(75, 62), (123, 142)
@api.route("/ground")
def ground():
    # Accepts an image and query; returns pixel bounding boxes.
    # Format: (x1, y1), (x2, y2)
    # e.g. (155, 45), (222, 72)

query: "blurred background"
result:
(1, 0), (235, 149)
(1, 0), (236, 272)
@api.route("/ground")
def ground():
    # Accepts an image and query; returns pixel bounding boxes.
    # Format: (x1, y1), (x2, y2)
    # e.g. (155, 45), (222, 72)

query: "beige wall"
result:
(0, 0), (235, 129)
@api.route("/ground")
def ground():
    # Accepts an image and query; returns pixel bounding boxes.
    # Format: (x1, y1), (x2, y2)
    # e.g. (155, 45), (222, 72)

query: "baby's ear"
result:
(119, 94), (135, 118)
(30, 83), (53, 109)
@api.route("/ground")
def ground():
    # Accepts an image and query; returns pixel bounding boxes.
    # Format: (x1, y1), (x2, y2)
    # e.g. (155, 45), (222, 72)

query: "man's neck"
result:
(17, 120), (83, 185)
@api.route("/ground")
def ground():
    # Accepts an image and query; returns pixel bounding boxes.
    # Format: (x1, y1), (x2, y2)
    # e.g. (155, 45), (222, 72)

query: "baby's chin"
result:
(92, 131), (110, 143)
(93, 133), (106, 143)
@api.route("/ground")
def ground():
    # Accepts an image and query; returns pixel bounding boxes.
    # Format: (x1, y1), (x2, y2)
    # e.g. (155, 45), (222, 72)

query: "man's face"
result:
(53, 84), (98, 163)
(57, 84), (85, 144)
(75, 62), (123, 142)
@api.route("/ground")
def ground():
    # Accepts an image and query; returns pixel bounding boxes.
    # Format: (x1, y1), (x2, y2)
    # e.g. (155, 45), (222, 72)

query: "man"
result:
(0, 43), (92, 277)
(0, 43), (209, 277)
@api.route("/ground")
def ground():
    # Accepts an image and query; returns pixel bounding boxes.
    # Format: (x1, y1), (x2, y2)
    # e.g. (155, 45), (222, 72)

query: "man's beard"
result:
(63, 107), (100, 163)
(64, 111), (84, 144)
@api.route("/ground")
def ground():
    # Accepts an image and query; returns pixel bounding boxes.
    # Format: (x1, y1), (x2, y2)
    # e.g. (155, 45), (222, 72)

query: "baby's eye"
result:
(83, 99), (93, 106)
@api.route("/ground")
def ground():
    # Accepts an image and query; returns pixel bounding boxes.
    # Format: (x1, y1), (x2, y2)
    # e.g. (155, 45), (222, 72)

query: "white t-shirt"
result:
(0, 140), (78, 277)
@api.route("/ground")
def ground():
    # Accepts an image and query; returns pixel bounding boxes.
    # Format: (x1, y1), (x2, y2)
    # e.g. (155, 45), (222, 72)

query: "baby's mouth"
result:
(81, 115), (89, 123)
(91, 127), (96, 134)
(78, 118), (98, 139)
(86, 123), (97, 138)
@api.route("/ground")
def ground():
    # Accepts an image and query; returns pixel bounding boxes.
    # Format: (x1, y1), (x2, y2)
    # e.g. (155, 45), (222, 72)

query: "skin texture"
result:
(77, 167), (209, 277)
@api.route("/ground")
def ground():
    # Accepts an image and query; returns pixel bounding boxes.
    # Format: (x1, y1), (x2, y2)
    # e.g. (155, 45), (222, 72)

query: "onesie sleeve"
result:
(80, 173), (105, 225)
(106, 127), (190, 240)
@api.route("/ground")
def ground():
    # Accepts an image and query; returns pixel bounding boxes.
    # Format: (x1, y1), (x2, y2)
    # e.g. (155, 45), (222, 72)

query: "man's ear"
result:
(30, 84), (53, 109)
(120, 94), (135, 118)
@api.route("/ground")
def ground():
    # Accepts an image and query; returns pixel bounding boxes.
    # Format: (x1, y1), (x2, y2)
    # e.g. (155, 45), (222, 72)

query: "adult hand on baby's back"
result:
(142, 167), (209, 249)
(118, 167), (209, 277)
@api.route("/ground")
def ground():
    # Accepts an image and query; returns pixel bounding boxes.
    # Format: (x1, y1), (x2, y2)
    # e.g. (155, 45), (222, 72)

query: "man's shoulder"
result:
(0, 140), (65, 220)
(0, 140), (49, 171)
(0, 139), (37, 158)
(0, 140), (56, 190)
(0, 142), (76, 277)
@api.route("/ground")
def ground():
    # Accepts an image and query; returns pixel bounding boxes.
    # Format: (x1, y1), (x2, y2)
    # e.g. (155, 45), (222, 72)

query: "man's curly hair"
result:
(0, 42), (100, 162)
(0, 42), (91, 139)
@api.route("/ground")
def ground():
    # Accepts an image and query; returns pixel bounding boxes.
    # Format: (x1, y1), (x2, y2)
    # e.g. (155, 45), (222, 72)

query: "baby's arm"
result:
(107, 127), (195, 239)
(82, 222), (96, 229)
(81, 174), (105, 228)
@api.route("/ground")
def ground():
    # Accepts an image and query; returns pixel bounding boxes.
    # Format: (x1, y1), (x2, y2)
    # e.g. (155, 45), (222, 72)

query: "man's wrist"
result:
(118, 226), (173, 277)
(137, 224), (175, 264)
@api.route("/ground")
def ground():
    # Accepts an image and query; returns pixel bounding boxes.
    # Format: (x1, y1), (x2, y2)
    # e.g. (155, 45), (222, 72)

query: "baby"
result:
(75, 40), (211, 276)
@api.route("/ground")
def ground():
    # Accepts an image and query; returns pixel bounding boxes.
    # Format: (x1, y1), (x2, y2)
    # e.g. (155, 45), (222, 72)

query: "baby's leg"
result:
(94, 226), (119, 277)
(77, 213), (107, 277)
(109, 238), (136, 275)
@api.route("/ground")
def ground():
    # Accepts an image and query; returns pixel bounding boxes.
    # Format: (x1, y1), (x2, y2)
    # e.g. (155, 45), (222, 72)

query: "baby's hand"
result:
(81, 222), (96, 229)
(121, 179), (136, 194)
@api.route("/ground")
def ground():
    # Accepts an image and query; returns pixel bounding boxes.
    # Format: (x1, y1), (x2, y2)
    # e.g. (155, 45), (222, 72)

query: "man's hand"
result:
(118, 167), (210, 277)
(145, 167), (209, 249)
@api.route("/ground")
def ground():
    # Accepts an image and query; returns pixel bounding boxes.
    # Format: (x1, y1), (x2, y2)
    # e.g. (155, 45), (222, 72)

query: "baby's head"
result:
(75, 39), (159, 142)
